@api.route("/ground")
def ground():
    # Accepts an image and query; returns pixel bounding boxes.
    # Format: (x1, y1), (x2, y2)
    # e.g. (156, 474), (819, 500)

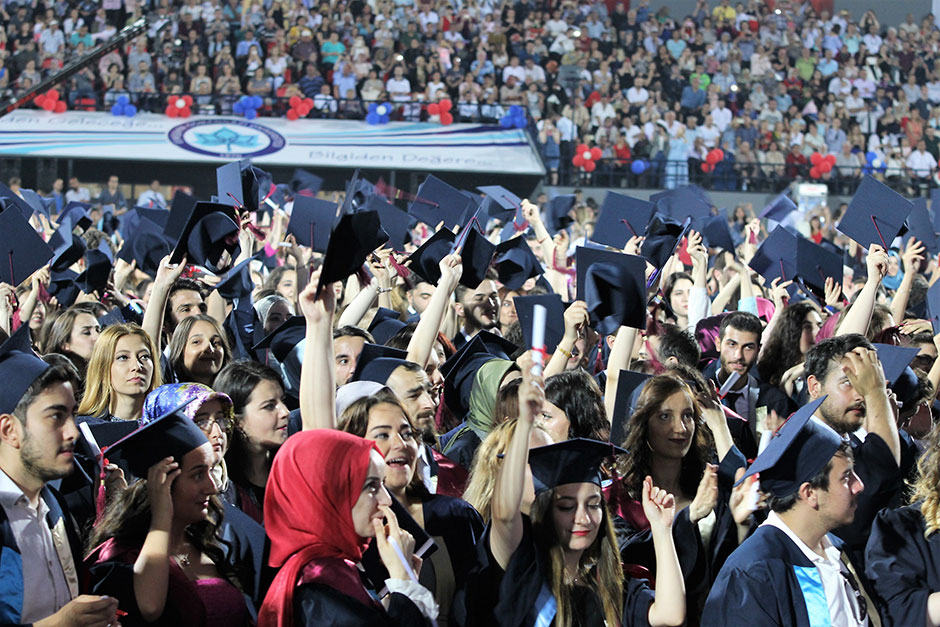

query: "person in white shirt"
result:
(828, 72), (853, 98)
(698, 114), (721, 148)
(501, 57), (526, 84)
(862, 26), (882, 54)
(907, 139), (938, 180)
(590, 94), (617, 129)
(64, 177), (91, 204)
(523, 58), (545, 85)
(711, 99), (733, 132)
(626, 78), (650, 109)
(136, 179), (167, 209)
(385, 65), (412, 102)
(545, 10), (568, 36)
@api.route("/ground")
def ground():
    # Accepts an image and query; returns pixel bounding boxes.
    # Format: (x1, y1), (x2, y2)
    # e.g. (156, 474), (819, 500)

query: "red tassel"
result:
(243, 221), (267, 242)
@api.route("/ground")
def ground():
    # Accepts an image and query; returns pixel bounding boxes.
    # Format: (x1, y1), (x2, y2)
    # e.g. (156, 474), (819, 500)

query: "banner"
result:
(0, 111), (546, 175)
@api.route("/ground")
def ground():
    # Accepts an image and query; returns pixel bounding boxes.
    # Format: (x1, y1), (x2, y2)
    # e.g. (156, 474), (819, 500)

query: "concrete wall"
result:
(645, 1), (932, 27)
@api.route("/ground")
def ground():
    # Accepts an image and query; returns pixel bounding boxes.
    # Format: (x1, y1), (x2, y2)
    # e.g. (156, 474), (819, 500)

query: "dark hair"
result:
(663, 271), (693, 305)
(719, 311), (762, 341)
(768, 442), (853, 513)
(757, 301), (821, 386)
(545, 370), (609, 441)
(454, 268), (499, 303)
(493, 377), (521, 426)
(867, 304), (894, 343)
(384, 322), (419, 350)
(657, 324), (701, 368)
(167, 314), (231, 384)
(164, 278), (206, 330)
(333, 325), (375, 342)
(503, 320), (524, 350)
(263, 265), (297, 293)
(804, 334), (873, 384)
(12, 363), (76, 422)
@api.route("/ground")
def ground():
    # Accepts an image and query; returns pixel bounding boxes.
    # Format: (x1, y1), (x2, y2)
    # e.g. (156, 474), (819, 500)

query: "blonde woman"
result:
(866, 423), (940, 626)
(77, 323), (161, 423)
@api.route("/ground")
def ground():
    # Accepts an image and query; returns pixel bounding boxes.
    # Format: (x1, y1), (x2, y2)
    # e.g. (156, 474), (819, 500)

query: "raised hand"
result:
(902, 238), (926, 275)
(562, 300), (589, 342)
(689, 463), (719, 523)
(438, 252), (463, 288)
(373, 504), (417, 581)
(867, 244), (889, 281)
(823, 276), (843, 309)
(624, 234), (644, 256)
(298, 267), (335, 325)
(729, 467), (763, 525)
(154, 254), (187, 288)
(769, 277), (793, 310)
(517, 350), (546, 426)
(642, 475), (677, 530)
(842, 345), (887, 398)
(146, 457), (180, 527)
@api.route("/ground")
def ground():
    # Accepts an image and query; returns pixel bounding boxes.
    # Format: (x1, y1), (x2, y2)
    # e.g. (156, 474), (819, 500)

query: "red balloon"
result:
(428, 103), (440, 116)
(810, 152), (822, 166)
(573, 155), (586, 167)
(179, 106), (192, 118)
(34, 96), (46, 109)
(289, 96), (301, 108)
(286, 109), (299, 121)
(583, 160), (596, 172)
(46, 89), (59, 102)
(825, 154), (837, 166)
(810, 166), (821, 179)
(166, 105), (178, 118)
(297, 104), (310, 116)
(54, 101), (66, 113)
(715, 149), (724, 161)
(575, 143), (589, 155)
(701, 162), (714, 173)
(439, 99), (452, 112)
(706, 152), (720, 165)
(303, 98), (314, 108)
(819, 162), (832, 174)
(182, 95), (193, 107)
(590, 147), (602, 161)
(42, 99), (55, 111)
(440, 112), (453, 125)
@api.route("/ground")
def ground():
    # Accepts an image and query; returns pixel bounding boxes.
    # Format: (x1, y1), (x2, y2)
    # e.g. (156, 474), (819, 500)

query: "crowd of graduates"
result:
(5, 160), (940, 627)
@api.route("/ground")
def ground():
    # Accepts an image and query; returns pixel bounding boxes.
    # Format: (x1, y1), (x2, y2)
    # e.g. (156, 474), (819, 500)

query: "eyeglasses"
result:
(195, 416), (233, 434)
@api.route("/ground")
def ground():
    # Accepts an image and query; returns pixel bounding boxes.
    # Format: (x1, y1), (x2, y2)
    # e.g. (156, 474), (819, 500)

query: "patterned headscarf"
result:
(141, 382), (234, 426)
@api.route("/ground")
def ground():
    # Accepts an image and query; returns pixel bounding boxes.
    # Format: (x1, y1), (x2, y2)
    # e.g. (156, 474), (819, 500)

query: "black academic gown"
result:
(865, 503), (940, 626)
(294, 583), (428, 626)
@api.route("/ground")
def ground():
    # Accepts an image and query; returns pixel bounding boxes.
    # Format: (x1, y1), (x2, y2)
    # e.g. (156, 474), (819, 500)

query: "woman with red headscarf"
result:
(259, 429), (438, 627)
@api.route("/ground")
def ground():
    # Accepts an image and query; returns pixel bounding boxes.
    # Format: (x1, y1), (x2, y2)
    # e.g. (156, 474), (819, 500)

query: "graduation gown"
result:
(293, 582), (428, 626)
(865, 503), (939, 626)
(702, 525), (849, 627)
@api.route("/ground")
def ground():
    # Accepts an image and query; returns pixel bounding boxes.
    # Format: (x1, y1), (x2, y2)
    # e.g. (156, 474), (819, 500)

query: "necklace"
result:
(174, 552), (191, 567)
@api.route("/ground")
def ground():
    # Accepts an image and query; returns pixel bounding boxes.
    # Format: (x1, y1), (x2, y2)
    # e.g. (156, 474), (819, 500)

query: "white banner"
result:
(0, 111), (546, 175)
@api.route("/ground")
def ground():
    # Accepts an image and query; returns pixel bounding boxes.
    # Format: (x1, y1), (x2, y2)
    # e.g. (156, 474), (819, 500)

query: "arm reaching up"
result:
(298, 268), (338, 430)
(643, 476), (686, 627)
(407, 253), (462, 367)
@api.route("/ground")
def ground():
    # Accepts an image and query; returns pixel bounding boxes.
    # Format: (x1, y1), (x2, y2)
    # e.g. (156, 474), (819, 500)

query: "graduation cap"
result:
(456, 220), (497, 290)
(837, 175), (914, 249)
(104, 401), (209, 478)
(639, 215), (692, 276)
(440, 332), (517, 418)
(368, 308), (407, 346)
(317, 207), (389, 296)
(699, 211), (736, 253)
(408, 229), (457, 286)
(342, 170), (376, 214)
(748, 225), (799, 290)
(290, 169), (324, 196)
(610, 370), (653, 446)
(98, 204), (121, 236)
(0, 325), (50, 414)
(649, 186), (713, 221)
(0, 207), (54, 286)
(48, 269), (80, 308)
(351, 343), (409, 383)
(795, 236), (842, 297)
(58, 202), (93, 232)
(590, 192), (655, 250)
(577, 249), (648, 334)
(499, 205), (532, 243)
(169, 201), (241, 274)
(19, 189), (52, 222)
(514, 294), (565, 354)
(735, 396), (840, 497)
(250, 315), (306, 362)
(217, 159), (276, 214)
(407, 175), (475, 229)
(528, 438), (626, 493)
(873, 343), (920, 386)
(928, 279), (940, 335)
(0, 182), (36, 220)
(163, 190), (199, 245)
(477, 185), (520, 220)
(493, 236), (542, 291)
(75, 242), (113, 295)
(760, 193), (798, 223)
(904, 198), (940, 256)
(545, 195), (576, 236)
(214, 251), (263, 301)
(118, 214), (173, 277)
(286, 196), (339, 253)
(362, 194), (411, 250)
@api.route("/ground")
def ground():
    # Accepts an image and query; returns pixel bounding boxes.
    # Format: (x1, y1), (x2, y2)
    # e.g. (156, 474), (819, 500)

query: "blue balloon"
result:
(499, 116), (513, 128)
(866, 151), (878, 163)
(514, 116), (527, 129)
(110, 104), (123, 116)
(117, 95), (129, 106)
(368, 102), (378, 114)
(244, 108), (257, 120)
(366, 112), (380, 125)
(251, 95), (263, 109)
(233, 101), (243, 114)
(631, 160), (647, 174)
(124, 104), (137, 117)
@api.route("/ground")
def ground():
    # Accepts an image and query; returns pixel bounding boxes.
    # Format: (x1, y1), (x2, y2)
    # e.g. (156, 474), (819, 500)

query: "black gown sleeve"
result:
(294, 582), (428, 627)
(623, 576), (655, 627)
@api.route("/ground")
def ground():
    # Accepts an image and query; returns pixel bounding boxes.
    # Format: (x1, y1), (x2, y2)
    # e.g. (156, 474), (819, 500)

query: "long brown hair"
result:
(167, 314), (231, 383)
(616, 374), (712, 499)
(530, 487), (623, 627)
(77, 323), (161, 418)
(911, 423), (940, 537)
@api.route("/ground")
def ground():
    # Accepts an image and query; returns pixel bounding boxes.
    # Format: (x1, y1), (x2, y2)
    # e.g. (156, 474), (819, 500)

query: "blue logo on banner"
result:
(168, 119), (286, 158)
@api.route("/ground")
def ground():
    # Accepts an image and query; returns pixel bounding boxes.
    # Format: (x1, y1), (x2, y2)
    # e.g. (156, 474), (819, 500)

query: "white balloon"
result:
(872, 158), (883, 169)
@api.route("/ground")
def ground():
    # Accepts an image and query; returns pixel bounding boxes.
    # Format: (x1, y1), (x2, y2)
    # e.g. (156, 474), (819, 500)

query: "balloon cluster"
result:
(286, 96), (314, 120)
(366, 102), (392, 125)
(810, 152), (837, 178)
(165, 95), (193, 118)
(630, 159), (649, 174)
(862, 150), (887, 175)
(428, 99), (453, 125)
(572, 143), (602, 172)
(702, 148), (724, 173)
(234, 95), (264, 120)
(35, 89), (67, 113)
(110, 95), (137, 117)
(499, 105), (527, 129)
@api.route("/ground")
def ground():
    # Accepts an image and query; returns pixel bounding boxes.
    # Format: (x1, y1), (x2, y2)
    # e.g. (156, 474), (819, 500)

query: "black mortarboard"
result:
(873, 343), (920, 386)
(649, 186), (713, 221)
(748, 225), (799, 288)
(215, 252), (263, 301)
(499, 204), (531, 243)
(493, 236), (541, 291)
(699, 211), (736, 253)
(838, 175), (914, 249)
(98, 304), (144, 329)
(929, 279), (940, 335)
(368, 308), (407, 346)
(735, 396), (840, 497)
(408, 229), (457, 286)
(513, 294), (565, 354)
(795, 236), (842, 297)
(59, 202), (93, 232)
(217, 159), (275, 214)
(47, 213), (87, 273)
(351, 343), (409, 383)
(454, 210), (496, 289)
(163, 191), (199, 245)
(0, 326), (50, 414)
(0, 207), (54, 286)
(317, 208), (389, 295)
(407, 175), (475, 229)
(19, 189), (52, 222)
(341, 171), (376, 214)
(610, 370), (652, 446)
(363, 194), (411, 250)
(290, 169), (324, 196)
(122, 206), (169, 240)
(75, 242), (113, 295)
(905, 198), (940, 255)
(118, 215), (173, 277)
(48, 270), (80, 307)
(287, 196), (339, 253)
(577, 248), (648, 334)
(440, 332), (516, 417)
(169, 201), (241, 273)
(477, 186), (520, 220)
(639, 214), (692, 273)
(545, 195), (576, 236)
(0, 182), (37, 220)
(760, 193), (798, 223)
(528, 438), (626, 493)
(250, 315), (306, 362)
(591, 192), (655, 250)
(104, 401), (209, 478)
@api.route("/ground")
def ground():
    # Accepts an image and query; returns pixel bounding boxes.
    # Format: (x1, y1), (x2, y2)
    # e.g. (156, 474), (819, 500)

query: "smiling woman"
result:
(166, 314), (231, 386)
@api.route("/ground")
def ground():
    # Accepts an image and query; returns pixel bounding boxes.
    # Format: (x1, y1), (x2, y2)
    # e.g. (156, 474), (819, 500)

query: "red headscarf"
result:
(258, 430), (380, 627)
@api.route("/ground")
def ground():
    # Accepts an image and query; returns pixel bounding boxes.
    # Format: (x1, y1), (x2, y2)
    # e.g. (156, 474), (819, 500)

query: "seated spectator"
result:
(246, 67), (273, 99)
(313, 83), (337, 116)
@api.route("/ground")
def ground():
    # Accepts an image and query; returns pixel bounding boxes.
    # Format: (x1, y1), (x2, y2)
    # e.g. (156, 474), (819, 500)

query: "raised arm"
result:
(407, 253), (461, 367)
(490, 351), (541, 570)
(889, 239), (925, 325)
(642, 476), (686, 627)
(837, 244), (888, 337)
(141, 255), (187, 355)
(604, 325), (640, 423)
(133, 458), (179, 622)
(843, 345), (900, 465)
(298, 268), (337, 430)
(545, 300), (588, 378)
